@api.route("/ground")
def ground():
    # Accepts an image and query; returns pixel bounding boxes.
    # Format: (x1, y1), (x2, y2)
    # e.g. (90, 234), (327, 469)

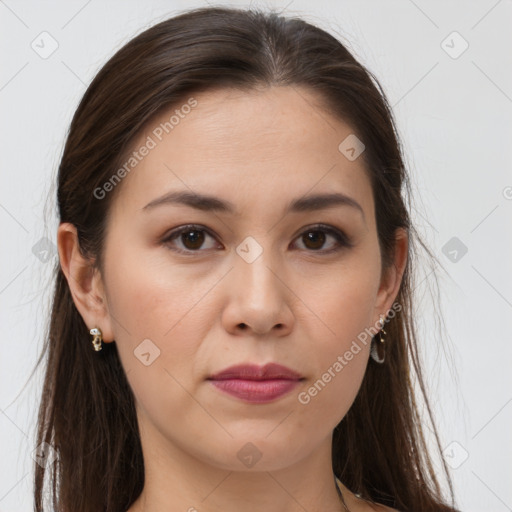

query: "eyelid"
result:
(293, 223), (354, 251)
(161, 223), (353, 254)
(160, 224), (220, 253)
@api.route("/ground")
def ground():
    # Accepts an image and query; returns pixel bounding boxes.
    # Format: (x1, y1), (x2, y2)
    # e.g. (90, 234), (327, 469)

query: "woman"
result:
(34, 6), (460, 512)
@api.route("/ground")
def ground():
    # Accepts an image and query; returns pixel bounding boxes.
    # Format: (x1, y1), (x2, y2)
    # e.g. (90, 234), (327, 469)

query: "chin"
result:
(192, 435), (308, 473)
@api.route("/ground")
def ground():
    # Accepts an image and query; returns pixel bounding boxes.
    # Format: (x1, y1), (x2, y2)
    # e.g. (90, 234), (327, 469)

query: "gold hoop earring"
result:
(90, 327), (103, 351)
(370, 314), (386, 364)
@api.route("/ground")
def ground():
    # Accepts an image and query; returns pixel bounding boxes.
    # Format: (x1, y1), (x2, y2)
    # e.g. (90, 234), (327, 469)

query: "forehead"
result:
(111, 86), (374, 220)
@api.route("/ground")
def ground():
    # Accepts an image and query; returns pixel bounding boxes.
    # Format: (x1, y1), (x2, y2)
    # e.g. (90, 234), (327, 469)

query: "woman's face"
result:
(92, 86), (405, 472)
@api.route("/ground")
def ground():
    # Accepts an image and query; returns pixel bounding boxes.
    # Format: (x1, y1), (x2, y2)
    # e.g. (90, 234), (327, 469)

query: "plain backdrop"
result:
(1, 1), (511, 511)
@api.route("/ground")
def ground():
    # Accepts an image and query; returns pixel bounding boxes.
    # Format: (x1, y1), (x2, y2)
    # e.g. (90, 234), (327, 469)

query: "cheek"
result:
(101, 247), (219, 430)
(292, 323), (372, 439)
(296, 344), (368, 436)
(309, 252), (380, 348)
(295, 255), (380, 419)
(102, 244), (224, 380)
(104, 242), (204, 337)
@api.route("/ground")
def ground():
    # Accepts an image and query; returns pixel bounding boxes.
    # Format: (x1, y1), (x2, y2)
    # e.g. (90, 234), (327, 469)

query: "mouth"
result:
(207, 363), (305, 404)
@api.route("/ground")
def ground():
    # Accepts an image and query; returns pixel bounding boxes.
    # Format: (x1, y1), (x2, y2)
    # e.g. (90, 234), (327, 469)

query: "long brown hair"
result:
(33, 6), (459, 511)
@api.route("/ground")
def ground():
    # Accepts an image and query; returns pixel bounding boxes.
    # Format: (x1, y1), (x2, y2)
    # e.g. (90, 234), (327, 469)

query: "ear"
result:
(57, 222), (115, 343)
(373, 227), (408, 322)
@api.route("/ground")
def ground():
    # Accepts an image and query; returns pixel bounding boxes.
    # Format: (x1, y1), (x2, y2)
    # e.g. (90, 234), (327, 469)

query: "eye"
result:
(161, 223), (353, 255)
(291, 224), (353, 253)
(161, 224), (220, 254)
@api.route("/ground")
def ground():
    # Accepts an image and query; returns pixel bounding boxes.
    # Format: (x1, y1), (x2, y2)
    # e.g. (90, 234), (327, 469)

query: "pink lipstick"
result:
(207, 363), (303, 404)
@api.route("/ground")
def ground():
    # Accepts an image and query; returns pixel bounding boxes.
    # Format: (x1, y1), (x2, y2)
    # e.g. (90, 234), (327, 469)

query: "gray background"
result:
(1, 1), (511, 510)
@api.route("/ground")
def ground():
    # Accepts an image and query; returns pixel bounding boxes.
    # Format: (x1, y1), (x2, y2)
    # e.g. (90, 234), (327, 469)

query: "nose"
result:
(221, 248), (294, 337)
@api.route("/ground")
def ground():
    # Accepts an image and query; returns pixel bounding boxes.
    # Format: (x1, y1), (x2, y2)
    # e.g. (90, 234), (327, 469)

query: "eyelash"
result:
(160, 223), (354, 256)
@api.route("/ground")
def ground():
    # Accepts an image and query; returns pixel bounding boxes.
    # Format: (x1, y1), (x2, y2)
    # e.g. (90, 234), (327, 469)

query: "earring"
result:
(90, 327), (103, 351)
(370, 315), (386, 364)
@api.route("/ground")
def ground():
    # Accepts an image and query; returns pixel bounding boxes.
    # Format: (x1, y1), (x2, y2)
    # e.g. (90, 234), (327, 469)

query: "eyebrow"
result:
(142, 190), (365, 221)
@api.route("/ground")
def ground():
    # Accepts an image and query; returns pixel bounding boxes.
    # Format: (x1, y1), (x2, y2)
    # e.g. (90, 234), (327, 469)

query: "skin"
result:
(58, 86), (407, 512)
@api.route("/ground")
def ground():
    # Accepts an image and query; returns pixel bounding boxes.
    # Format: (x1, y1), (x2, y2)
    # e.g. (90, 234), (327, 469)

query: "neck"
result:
(127, 419), (348, 512)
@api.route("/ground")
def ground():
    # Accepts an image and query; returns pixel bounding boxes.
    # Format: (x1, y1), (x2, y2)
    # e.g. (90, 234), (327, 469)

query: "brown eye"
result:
(293, 225), (352, 253)
(162, 223), (352, 256)
(302, 230), (326, 250)
(162, 225), (219, 254)
(180, 229), (205, 250)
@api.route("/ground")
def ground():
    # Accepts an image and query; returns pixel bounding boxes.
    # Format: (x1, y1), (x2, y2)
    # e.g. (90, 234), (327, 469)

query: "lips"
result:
(209, 363), (303, 381)
(207, 363), (304, 403)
